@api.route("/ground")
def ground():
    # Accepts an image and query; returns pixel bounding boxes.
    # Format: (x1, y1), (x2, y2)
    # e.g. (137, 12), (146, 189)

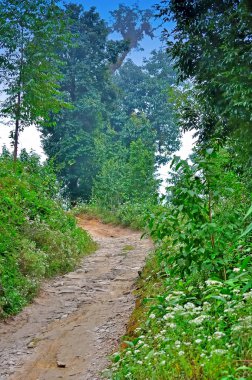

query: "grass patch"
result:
(73, 201), (161, 230)
(0, 155), (96, 317)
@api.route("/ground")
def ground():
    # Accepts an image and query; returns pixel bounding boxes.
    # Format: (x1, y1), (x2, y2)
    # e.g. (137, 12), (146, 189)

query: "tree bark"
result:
(13, 92), (21, 161)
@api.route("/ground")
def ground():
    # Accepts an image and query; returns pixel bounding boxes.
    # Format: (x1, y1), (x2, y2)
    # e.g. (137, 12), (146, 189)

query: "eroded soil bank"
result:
(0, 217), (152, 380)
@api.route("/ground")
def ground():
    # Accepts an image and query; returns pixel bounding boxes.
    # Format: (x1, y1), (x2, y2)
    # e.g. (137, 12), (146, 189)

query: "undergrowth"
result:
(0, 153), (95, 317)
(105, 253), (252, 380)
(103, 147), (252, 380)
(73, 201), (158, 230)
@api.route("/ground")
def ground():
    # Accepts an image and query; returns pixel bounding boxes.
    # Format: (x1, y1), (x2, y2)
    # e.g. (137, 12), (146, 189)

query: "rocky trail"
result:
(0, 217), (152, 380)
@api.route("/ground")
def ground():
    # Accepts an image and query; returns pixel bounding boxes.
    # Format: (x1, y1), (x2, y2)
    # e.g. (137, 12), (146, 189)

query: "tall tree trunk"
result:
(14, 24), (24, 161)
(13, 92), (21, 161)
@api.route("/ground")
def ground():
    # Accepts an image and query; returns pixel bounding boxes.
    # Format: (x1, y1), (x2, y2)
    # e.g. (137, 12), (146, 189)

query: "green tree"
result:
(41, 4), (125, 201)
(0, 0), (69, 160)
(114, 50), (180, 163)
(156, 0), (252, 151)
(92, 137), (158, 209)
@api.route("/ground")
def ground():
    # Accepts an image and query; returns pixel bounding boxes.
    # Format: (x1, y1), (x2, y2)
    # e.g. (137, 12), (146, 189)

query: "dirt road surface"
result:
(0, 217), (152, 380)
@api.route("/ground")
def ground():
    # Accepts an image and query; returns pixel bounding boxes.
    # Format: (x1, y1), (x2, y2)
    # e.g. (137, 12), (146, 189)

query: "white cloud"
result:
(158, 130), (197, 195)
(0, 124), (46, 160)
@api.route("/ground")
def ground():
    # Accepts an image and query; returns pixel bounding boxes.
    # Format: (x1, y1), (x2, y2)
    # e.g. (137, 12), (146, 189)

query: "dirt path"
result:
(0, 217), (152, 380)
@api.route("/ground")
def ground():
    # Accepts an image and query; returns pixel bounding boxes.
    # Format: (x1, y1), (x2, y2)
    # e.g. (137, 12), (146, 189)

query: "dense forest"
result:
(0, 0), (251, 379)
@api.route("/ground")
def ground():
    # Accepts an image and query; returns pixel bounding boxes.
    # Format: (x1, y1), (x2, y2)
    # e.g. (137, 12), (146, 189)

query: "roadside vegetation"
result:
(0, 152), (95, 317)
(105, 146), (252, 380)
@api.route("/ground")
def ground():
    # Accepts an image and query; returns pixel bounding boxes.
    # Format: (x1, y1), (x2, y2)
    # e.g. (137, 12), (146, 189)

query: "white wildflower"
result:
(189, 315), (208, 325)
(149, 313), (156, 319)
(165, 306), (173, 311)
(203, 302), (211, 311)
(213, 331), (225, 339)
(178, 351), (185, 356)
(184, 342), (191, 346)
(173, 305), (184, 312)
(231, 325), (242, 332)
(224, 308), (233, 313)
(243, 291), (252, 300)
(165, 294), (173, 301)
(238, 316), (252, 324)
(173, 291), (185, 296)
(163, 313), (175, 320)
(233, 268), (240, 272)
(166, 323), (177, 328)
(184, 302), (196, 310)
(195, 339), (202, 344)
(233, 288), (240, 294)
(234, 302), (244, 309)
(205, 279), (223, 287)
(212, 349), (227, 355)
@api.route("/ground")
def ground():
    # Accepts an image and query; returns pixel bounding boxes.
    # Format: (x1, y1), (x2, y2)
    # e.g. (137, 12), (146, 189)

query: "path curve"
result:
(0, 217), (152, 380)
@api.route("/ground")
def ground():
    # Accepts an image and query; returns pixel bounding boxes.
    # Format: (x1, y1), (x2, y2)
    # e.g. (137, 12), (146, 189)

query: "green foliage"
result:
(241, 205), (252, 238)
(92, 137), (159, 210)
(99, 3), (252, 378)
(107, 260), (252, 380)
(149, 146), (250, 279)
(114, 50), (180, 163)
(0, 153), (95, 317)
(107, 144), (252, 379)
(74, 201), (158, 231)
(41, 3), (126, 201)
(75, 128), (160, 229)
(41, 5), (180, 202)
(0, 0), (70, 158)
(157, 0), (252, 157)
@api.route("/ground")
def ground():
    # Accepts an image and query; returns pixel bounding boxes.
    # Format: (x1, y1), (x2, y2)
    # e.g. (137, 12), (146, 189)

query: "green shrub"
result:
(73, 200), (161, 230)
(107, 146), (252, 380)
(0, 153), (95, 317)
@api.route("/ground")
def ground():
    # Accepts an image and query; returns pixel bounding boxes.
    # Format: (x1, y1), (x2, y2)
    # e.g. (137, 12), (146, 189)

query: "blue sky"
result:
(63, 0), (164, 64)
(64, 0), (158, 20)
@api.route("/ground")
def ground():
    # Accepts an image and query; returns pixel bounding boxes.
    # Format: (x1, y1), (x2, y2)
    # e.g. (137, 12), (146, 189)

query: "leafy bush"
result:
(0, 153), (95, 317)
(73, 200), (162, 230)
(107, 146), (252, 380)
(93, 138), (159, 209)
